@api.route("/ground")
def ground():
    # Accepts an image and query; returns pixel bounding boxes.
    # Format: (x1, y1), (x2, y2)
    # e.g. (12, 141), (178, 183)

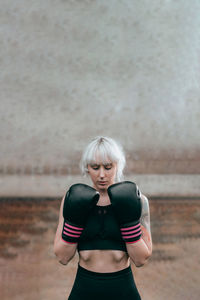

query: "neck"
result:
(99, 188), (108, 196)
(97, 192), (111, 206)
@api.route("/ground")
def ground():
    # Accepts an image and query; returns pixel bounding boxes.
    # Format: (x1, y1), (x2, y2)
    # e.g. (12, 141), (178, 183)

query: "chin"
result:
(97, 184), (109, 190)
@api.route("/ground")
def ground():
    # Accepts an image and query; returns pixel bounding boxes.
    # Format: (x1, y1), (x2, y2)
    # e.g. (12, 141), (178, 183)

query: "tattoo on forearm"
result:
(140, 195), (151, 234)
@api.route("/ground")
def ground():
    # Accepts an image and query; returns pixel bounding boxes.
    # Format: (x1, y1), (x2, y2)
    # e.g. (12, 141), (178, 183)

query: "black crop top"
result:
(77, 204), (127, 252)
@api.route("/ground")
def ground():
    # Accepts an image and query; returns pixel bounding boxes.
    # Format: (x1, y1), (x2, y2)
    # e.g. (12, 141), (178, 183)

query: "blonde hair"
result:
(80, 136), (126, 182)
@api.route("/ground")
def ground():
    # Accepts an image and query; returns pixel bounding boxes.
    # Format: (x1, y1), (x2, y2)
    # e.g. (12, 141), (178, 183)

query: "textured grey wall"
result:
(1, 0), (200, 176)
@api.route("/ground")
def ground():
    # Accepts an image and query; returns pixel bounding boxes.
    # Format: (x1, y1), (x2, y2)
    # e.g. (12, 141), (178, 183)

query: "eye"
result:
(104, 164), (112, 170)
(91, 165), (99, 170)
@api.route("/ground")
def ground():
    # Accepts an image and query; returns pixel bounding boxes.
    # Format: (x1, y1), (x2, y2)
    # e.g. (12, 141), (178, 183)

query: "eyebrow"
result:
(90, 163), (113, 167)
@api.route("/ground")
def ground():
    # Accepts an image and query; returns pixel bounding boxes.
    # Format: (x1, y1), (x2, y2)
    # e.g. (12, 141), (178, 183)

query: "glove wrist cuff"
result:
(120, 221), (142, 243)
(62, 219), (84, 244)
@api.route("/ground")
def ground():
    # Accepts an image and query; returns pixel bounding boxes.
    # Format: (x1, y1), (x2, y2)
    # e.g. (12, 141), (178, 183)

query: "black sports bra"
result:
(77, 204), (127, 252)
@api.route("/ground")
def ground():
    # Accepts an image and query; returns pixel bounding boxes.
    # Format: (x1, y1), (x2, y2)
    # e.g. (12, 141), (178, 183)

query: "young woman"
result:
(54, 136), (152, 300)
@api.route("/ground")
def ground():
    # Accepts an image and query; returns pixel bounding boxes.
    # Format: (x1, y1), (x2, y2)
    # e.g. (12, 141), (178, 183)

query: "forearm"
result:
(141, 225), (152, 254)
(127, 194), (152, 267)
(54, 196), (77, 265)
(140, 194), (152, 254)
(54, 239), (77, 265)
(54, 184), (99, 264)
(54, 219), (77, 265)
(126, 238), (151, 267)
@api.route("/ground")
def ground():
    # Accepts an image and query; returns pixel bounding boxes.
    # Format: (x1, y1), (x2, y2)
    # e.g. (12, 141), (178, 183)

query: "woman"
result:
(54, 136), (152, 300)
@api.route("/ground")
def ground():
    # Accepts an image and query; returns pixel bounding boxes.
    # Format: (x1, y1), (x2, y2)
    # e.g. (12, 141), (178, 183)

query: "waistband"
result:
(77, 264), (132, 279)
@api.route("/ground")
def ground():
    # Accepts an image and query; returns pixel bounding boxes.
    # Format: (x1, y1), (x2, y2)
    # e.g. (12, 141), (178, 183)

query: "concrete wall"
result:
(1, 1), (200, 181)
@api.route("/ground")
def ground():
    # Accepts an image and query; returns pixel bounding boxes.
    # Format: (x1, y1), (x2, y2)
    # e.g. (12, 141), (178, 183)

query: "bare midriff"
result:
(79, 249), (130, 273)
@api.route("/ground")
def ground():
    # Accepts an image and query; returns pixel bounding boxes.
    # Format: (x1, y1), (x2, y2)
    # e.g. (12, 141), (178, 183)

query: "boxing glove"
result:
(107, 181), (142, 243)
(62, 183), (99, 244)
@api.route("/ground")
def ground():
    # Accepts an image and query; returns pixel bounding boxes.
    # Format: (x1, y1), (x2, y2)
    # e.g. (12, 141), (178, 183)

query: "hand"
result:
(62, 183), (99, 244)
(108, 181), (142, 243)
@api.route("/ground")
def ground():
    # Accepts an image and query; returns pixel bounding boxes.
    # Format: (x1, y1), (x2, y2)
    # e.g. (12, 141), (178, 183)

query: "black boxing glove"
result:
(107, 181), (142, 243)
(62, 183), (99, 244)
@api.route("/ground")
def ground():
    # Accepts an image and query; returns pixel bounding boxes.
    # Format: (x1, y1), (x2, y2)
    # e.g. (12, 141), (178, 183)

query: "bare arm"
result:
(140, 194), (152, 253)
(53, 195), (77, 265)
(126, 194), (152, 267)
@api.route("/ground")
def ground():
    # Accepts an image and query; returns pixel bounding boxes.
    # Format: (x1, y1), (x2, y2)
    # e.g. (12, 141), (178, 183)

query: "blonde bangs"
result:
(80, 136), (126, 182)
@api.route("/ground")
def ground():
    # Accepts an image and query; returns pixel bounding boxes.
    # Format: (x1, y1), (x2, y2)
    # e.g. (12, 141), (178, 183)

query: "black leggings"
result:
(68, 264), (141, 300)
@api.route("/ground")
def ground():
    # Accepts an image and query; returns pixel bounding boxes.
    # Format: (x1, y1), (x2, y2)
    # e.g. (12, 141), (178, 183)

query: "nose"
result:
(99, 166), (105, 178)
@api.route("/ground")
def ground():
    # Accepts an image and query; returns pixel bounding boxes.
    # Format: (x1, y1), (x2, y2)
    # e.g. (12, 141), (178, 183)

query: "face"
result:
(87, 160), (117, 191)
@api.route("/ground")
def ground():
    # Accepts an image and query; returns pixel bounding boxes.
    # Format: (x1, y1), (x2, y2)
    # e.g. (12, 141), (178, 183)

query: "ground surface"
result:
(0, 197), (200, 300)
